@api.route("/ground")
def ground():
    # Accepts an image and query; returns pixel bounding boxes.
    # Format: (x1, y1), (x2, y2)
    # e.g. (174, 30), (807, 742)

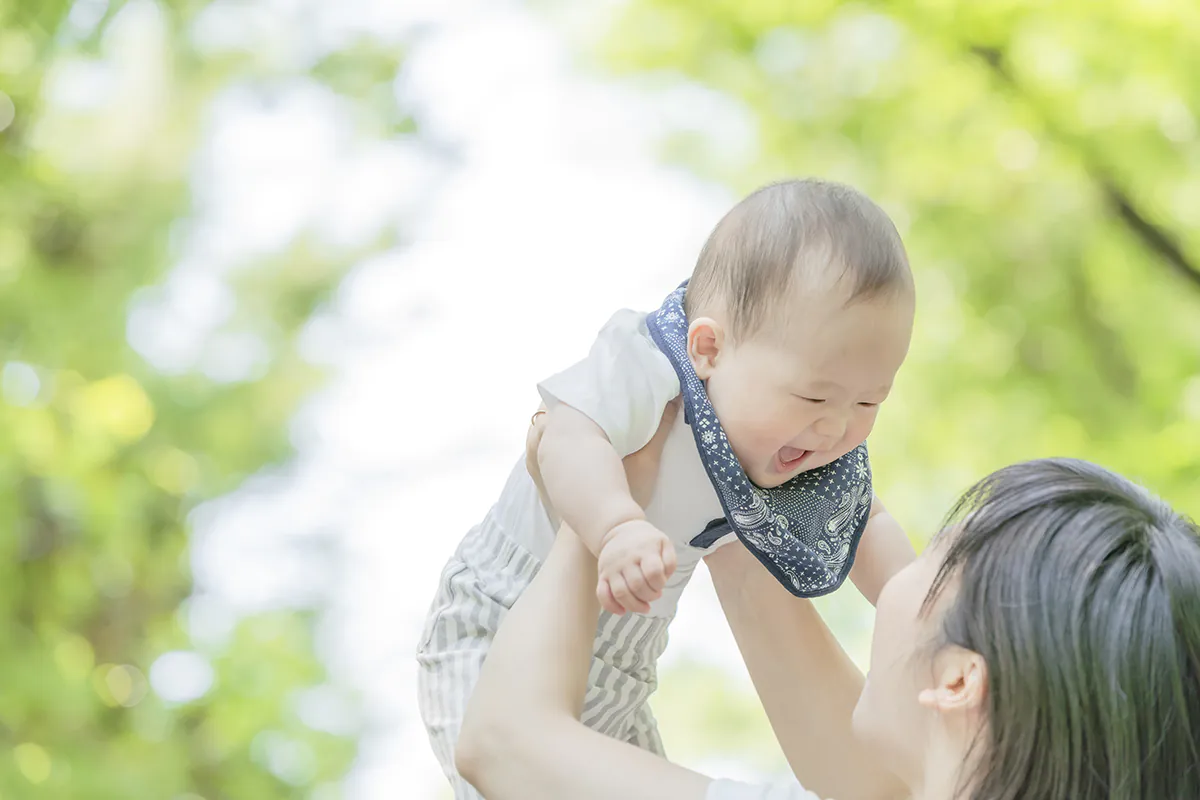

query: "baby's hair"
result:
(684, 179), (912, 340)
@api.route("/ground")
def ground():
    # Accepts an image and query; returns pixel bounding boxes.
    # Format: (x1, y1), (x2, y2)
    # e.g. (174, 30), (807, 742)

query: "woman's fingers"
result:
(526, 406), (558, 525)
(526, 406), (549, 478)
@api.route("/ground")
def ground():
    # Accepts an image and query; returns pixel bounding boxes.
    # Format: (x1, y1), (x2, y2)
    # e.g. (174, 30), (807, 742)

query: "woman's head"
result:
(854, 458), (1200, 799)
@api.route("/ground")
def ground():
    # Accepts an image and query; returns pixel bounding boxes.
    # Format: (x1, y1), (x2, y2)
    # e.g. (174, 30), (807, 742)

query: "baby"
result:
(417, 179), (917, 799)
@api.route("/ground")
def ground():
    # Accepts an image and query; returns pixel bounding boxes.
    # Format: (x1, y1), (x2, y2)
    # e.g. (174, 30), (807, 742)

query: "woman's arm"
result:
(706, 545), (908, 800)
(458, 400), (713, 799)
(848, 495), (917, 606)
(455, 527), (712, 800)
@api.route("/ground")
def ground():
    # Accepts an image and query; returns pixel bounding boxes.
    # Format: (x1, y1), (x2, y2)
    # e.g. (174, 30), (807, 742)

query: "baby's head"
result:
(684, 179), (914, 489)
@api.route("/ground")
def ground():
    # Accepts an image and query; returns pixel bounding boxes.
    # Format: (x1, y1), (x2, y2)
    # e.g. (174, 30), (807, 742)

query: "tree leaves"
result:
(0, 2), (402, 796)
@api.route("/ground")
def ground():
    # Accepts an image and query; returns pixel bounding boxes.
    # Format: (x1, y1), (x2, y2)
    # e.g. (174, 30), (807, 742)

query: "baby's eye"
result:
(858, 402), (880, 408)
(796, 396), (826, 404)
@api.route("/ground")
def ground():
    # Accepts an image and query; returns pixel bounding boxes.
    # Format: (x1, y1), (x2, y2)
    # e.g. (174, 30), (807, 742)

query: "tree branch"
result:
(1100, 180), (1200, 291)
(969, 45), (1200, 292)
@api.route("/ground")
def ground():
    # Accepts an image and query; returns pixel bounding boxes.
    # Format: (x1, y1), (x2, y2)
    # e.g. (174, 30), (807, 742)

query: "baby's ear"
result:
(687, 318), (725, 379)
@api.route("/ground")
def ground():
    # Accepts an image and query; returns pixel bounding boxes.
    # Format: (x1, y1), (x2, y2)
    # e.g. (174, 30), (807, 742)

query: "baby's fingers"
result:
(597, 578), (625, 616)
(612, 571), (652, 615)
(624, 564), (652, 604)
(661, 539), (678, 580)
(640, 552), (668, 594)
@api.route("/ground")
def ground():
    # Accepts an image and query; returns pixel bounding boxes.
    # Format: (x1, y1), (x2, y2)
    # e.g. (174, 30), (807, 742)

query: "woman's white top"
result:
(706, 778), (824, 800)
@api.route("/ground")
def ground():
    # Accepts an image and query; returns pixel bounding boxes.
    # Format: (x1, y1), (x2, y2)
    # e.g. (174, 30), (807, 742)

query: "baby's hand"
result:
(596, 520), (677, 615)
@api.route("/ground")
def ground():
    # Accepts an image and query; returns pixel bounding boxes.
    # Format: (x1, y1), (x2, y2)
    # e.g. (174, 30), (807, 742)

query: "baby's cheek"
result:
(726, 395), (793, 457)
(752, 423), (791, 458)
(847, 410), (876, 443)
(727, 420), (775, 463)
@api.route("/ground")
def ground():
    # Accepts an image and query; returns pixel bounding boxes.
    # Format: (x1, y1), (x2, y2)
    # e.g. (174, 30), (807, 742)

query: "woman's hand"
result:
(526, 406), (560, 526)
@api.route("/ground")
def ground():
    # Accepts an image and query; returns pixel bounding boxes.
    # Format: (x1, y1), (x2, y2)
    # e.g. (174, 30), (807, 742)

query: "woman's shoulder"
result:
(706, 777), (826, 800)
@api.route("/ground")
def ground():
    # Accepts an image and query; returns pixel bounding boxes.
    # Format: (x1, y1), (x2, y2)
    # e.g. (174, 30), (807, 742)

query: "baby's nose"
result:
(812, 414), (847, 444)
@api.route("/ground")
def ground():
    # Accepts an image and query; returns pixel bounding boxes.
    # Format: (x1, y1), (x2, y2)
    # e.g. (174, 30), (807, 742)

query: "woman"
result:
(456, 406), (1200, 799)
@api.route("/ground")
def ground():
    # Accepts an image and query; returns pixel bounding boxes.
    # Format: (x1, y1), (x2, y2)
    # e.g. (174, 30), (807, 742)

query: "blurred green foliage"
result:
(5, 0), (1200, 793)
(595, 0), (1200, 775)
(0, 1), (411, 796)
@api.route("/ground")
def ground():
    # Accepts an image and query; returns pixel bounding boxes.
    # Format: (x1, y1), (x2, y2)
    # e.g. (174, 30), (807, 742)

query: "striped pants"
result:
(416, 522), (671, 799)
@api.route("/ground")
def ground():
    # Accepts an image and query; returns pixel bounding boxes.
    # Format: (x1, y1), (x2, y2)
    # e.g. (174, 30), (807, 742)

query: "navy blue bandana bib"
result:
(646, 283), (873, 598)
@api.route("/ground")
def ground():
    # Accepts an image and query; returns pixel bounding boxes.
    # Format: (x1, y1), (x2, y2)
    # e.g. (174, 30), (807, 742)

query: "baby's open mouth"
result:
(776, 447), (811, 472)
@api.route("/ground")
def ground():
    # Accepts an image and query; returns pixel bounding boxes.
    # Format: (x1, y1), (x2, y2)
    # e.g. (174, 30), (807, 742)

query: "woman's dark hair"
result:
(925, 458), (1200, 800)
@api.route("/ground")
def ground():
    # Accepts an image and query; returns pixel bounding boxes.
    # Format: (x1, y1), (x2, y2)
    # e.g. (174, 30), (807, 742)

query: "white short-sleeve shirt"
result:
(538, 308), (681, 458)
(706, 778), (824, 800)
(535, 309), (732, 618)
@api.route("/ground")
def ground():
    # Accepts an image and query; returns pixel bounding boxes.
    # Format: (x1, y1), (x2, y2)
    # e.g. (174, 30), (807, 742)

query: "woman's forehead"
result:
(926, 523), (962, 553)
(914, 528), (963, 616)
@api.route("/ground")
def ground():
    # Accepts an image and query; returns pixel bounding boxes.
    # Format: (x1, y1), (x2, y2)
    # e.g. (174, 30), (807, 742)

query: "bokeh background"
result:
(2, 0), (1198, 797)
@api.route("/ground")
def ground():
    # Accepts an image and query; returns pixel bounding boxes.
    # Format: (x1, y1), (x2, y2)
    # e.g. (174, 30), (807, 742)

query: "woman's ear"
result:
(917, 646), (988, 715)
(687, 318), (726, 379)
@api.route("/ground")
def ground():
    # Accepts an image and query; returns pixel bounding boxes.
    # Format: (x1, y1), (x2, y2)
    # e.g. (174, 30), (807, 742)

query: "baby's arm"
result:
(848, 495), (917, 606)
(536, 403), (678, 615)
(537, 404), (645, 554)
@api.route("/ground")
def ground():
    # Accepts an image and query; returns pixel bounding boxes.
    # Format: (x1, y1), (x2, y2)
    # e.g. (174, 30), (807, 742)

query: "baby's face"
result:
(691, 288), (913, 489)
